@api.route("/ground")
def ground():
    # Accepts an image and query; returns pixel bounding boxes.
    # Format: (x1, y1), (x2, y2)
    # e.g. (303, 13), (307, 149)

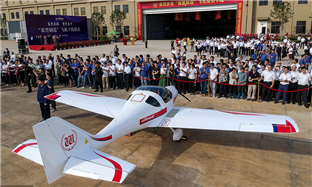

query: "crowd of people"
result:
(2, 34), (312, 113)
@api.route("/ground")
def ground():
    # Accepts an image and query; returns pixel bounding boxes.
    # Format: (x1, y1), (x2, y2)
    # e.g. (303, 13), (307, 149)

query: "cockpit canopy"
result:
(135, 86), (172, 104)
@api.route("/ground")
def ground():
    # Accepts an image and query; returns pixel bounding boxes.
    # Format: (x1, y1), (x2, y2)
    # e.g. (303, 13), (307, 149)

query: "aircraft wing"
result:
(156, 107), (299, 133)
(45, 90), (126, 118)
(64, 146), (136, 183)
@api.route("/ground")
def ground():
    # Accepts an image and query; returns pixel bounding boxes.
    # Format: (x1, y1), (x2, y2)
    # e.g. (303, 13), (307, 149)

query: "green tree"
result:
(270, 2), (294, 41)
(1, 18), (7, 39)
(110, 10), (127, 34)
(91, 12), (105, 40)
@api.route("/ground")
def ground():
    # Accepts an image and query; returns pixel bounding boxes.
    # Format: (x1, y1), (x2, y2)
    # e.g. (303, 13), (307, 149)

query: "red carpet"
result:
(29, 45), (55, 51)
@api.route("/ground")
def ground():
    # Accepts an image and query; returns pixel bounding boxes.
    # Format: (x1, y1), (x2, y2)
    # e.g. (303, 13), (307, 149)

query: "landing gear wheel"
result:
(180, 132), (189, 141)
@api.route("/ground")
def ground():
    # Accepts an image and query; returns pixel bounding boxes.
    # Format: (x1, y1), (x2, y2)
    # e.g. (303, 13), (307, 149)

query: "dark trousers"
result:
(51, 64), (55, 77)
(188, 79), (195, 93)
(109, 76), (116, 89)
(229, 85), (237, 95)
(26, 76), (32, 92)
(124, 74), (130, 91)
(262, 82), (273, 102)
(72, 72), (78, 86)
(117, 73), (124, 89)
(94, 76), (103, 91)
(40, 103), (50, 120)
(219, 84), (228, 97)
(287, 82), (297, 103)
(179, 76), (186, 94)
(31, 73), (37, 86)
(209, 46), (213, 54)
(1, 73), (8, 84)
(297, 85), (308, 106)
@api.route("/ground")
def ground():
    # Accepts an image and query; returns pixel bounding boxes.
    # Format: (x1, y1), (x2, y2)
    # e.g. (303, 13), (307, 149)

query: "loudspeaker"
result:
(18, 39), (26, 50)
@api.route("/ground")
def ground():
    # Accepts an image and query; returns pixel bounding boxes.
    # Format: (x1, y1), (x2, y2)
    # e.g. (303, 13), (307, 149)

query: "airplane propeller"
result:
(179, 93), (191, 102)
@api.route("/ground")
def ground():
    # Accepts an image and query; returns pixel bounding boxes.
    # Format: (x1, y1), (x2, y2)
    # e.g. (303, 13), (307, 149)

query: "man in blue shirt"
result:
(269, 50), (277, 67)
(6, 48), (10, 56)
(37, 75), (50, 121)
(82, 59), (92, 89)
(252, 50), (258, 61)
(304, 54), (310, 69)
(199, 63), (209, 96)
(46, 73), (56, 112)
(299, 55), (305, 66)
(71, 59), (80, 86)
(257, 42), (263, 51)
(260, 51), (268, 62)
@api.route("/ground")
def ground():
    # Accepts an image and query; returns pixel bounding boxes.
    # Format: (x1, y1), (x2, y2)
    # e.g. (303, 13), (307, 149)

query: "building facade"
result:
(1, 0), (311, 40)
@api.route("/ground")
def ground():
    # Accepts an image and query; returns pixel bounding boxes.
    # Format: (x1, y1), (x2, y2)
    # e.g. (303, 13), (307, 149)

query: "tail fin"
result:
(33, 116), (92, 184)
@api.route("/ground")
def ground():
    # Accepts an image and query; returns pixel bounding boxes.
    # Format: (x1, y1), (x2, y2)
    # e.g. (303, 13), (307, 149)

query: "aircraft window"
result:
(127, 94), (133, 100)
(145, 96), (161, 107)
(163, 90), (172, 103)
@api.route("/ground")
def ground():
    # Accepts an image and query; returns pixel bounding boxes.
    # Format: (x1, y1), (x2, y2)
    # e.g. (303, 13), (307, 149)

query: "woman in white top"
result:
(1, 61), (9, 86)
(229, 67), (238, 99)
(188, 64), (197, 95)
(288, 45), (293, 63)
(158, 63), (167, 87)
(133, 63), (141, 88)
(9, 61), (17, 85)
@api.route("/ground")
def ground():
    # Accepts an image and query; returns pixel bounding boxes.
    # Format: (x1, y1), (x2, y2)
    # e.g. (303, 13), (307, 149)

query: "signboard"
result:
(25, 14), (88, 45)
(137, 0), (243, 39)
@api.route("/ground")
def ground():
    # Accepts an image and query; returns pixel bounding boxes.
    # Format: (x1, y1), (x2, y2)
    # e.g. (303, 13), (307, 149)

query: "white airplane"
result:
(13, 86), (299, 184)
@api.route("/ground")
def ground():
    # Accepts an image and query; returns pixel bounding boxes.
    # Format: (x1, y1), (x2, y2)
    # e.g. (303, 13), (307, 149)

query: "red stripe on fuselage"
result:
(94, 151), (123, 183)
(13, 143), (37, 153)
(76, 93), (105, 97)
(218, 110), (264, 116)
(90, 135), (112, 141)
(140, 108), (167, 125)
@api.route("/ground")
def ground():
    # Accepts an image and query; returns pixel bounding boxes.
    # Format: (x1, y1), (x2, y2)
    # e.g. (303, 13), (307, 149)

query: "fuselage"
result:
(91, 86), (178, 150)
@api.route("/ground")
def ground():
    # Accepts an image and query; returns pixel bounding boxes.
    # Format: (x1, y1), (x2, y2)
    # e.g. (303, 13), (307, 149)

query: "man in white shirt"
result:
(100, 54), (106, 64)
(288, 65), (299, 104)
(209, 64), (219, 97)
(179, 62), (188, 94)
(188, 64), (197, 95)
(108, 61), (116, 89)
(210, 56), (217, 67)
(297, 67), (311, 108)
(111, 52), (118, 65)
(102, 63), (109, 89)
(274, 67), (291, 105)
(124, 62), (131, 92)
(261, 64), (276, 102)
(11, 52), (16, 62)
(115, 59), (124, 89)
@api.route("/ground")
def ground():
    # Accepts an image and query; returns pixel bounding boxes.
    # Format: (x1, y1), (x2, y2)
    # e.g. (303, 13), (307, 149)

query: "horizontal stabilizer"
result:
(64, 146), (136, 183)
(12, 139), (43, 165)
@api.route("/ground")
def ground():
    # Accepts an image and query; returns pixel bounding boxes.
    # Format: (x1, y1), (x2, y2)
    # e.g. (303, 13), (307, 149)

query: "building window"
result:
(102, 26), (107, 35)
(123, 5), (129, 13)
(124, 26), (129, 35)
(273, 0), (282, 5)
(298, 0), (308, 4)
(81, 7), (86, 15)
(116, 26), (121, 32)
(3, 13), (6, 19)
(259, 0), (268, 6)
(30, 11), (34, 14)
(101, 6), (106, 15)
(40, 10), (44, 15)
(93, 6), (98, 13)
(74, 8), (79, 16)
(296, 21), (306, 33)
(45, 10), (49, 15)
(115, 5), (120, 11)
(56, 9), (60, 15)
(11, 12), (15, 19)
(16, 12), (20, 19)
(271, 22), (280, 33)
(62, 8), (67, 15)
(25, 11), (28, 15)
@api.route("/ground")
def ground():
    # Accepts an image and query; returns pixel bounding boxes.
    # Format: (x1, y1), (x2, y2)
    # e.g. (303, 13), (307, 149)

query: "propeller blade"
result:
(179, 93), (191, 102)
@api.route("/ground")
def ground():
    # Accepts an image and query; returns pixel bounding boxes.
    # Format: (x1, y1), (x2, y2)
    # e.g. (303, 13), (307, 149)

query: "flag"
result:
(286, 33), (289, 39)
(186, 12), (190, 21)
(195, 12), (201, 21)
(214, 11), (221, 20)
(227, 10), (231, 20)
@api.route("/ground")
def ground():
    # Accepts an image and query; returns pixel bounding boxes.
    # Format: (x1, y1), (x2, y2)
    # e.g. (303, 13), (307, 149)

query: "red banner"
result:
(235, 1), (243, 36)
(175, 13), (180, 21)
(195, 12), (201, 21)
(227, 10), (231, 20)
(137, 2), (142, 40)
(215, 11), (221, 20)
(186, 12), (190, 21)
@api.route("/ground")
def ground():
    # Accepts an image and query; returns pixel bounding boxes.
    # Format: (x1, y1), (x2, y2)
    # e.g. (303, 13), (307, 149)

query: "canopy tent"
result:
(105, 30), (120, 35)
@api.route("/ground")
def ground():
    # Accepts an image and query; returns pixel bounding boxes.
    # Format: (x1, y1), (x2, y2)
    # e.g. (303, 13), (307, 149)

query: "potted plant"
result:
(72, 42), (76, 48)
(64, 43), (68, 49)
(69, 43), (72, 49)
(81, 42), (85, 47)
(61, 43), (65, 50)
(76, 42), (79, 48)
(54, 43), (60, 50)
(86, 41), (89, 47)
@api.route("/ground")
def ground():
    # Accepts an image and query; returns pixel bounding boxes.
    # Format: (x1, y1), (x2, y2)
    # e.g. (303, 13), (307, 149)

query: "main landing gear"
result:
(170, 128), (188, 142)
